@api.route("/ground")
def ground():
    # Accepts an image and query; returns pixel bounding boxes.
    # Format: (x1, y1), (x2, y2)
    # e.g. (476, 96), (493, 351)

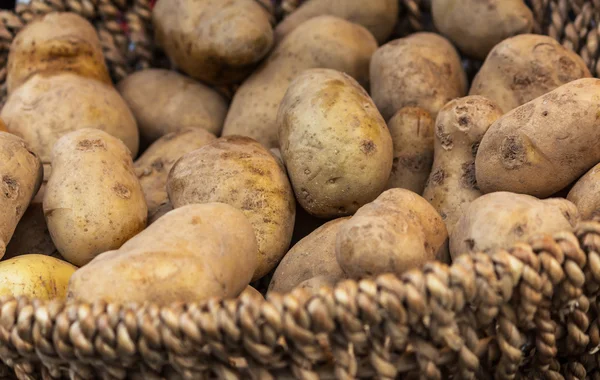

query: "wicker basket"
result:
(1, 1), (600, 379)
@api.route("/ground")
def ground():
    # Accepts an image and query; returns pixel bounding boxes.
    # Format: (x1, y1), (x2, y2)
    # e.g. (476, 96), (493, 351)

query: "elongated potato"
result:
(451, 192), (579, 257)
(135, 129), (216, 218)
(269, 217), (348, 294)
(567, 163), (600, 220)
(423, 96), (503, 234)
(44, 129), (147, 267)
(223, 15), (377, 148)
(68, 203), (258, 305)
(386, 107), (435, 193)
(275, 0), (398, 44)
(370, 33), (467, 121)
(7, 12), (111, 94)
(279, 69), (393, 218)
(118, 69), (228, 143)
(336, 188), (448, 278)
(470, 34), (591, 113)
(167, 136), (295, 280)
(476, 78), (600, 198)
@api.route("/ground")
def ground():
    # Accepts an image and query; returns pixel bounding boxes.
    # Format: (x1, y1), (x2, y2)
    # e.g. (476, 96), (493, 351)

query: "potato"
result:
(476, 78), (600, 198)
(336, 188), (448, 278)
(268, 217), (348, 294)
(44, 129), (147, 267)
(0, 132), (43, 259)
(278, 69), (393, 218)
(135, 129), (216, 218)
(6, 12), (111, 94)
(153, 0), (273, 85)
(386, 107), (435, 194)
(68, 203), (258, 305)
(274, 0), (398, 44)
(450, 192), (579, 258)
(0, 255), (76, 300)
(239, 285), (264, 300)
(1, 73), (140, 169)
(295, 275), (337, 293)
(118, 69), (228, 144)
(167, 136), (295, 280)
(567, 163), (600, 220)
(422, 96), (503, 234)
(223, 15), (377, 148)
(370, 32), (467, 121)
(470, 34), (592, 113)
(432, 0), (533, 60)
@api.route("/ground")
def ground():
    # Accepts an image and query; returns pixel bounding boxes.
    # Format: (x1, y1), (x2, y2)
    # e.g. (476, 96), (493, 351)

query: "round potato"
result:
(278, 68), (393, 218)
(567, 163), (600, 220)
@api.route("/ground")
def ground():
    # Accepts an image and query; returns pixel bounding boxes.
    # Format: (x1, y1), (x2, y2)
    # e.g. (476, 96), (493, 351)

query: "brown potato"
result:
(278, 69), (393, 218)
(238, 285), (264, 300)
(223, 15), (377, 148)
(117, 69), (228, 143)
(470, 34), (591, 113)
(6, 12), (111, 94)
(450, 192), (579, 258)
(153, 0), (273, 85)
(167, 136), (296, 280)
(476, 78), (600, 198)
(423, 96), (503, 234)
(336, 188), (448, 278)
(567, 163), (600, 220)
(268, 217), (348, 294)
(370, 32), (467, 121)
(68, 203), (258, 305)
(295, 275), (337, 293)
(44, 129), (147, 266)
(386, 107), (435, 194)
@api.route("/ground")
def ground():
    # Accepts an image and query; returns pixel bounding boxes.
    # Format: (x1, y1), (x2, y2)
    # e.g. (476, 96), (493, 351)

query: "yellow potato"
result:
(567, 163), (600, 220)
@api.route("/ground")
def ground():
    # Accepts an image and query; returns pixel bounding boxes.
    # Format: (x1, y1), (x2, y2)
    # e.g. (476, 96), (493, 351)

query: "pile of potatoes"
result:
(0, 0), (598, 305)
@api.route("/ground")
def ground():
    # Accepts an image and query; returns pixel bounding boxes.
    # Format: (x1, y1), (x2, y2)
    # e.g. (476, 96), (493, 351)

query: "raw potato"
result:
(1, 73), (140, 167)
(118, 69), (228, 143)
(153, 0), (274, 85)
(370, 32), (467, 121)
(275, 0), (398, 44)
(476, 78), (600, 198)
(238, 285), (264, 300)
(386, 107), (435, 193)
(0, 132), (43, 259)
(278, 69), (393, 218)
(135, 129), (216, 218)
(567, 163), (600, 220)
(0, 255), (76, 300)
(68, 203), (258, 305)
(451, 192), (579, 257)
(167, 136), (296, 281)
(295, 275), (337, 293)
(432, 0), (533, 60)
(423, 96), (503, 234)
(6, 12), (111, 94)
(336, 188), (448, 278)
(470, 34), (592, 113)
(269, 217), (348, 294)
(44, 129), (147, 267)
(223, 15), (378, 148)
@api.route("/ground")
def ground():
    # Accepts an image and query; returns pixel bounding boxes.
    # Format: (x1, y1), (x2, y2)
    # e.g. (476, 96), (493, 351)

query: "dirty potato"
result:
(567, 163), (600, 220)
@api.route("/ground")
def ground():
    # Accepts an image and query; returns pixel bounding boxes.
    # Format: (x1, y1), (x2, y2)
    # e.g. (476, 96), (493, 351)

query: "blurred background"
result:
(1, 1), (16, 10)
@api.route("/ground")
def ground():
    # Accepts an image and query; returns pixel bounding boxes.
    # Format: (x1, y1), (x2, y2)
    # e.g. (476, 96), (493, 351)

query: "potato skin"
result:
(68, 203), (258, 305)
(6, 12), (111, 94)
(432, 0), (533, 60)
(1, 73), (140, 166)
(268, 217), (348, 294)
(279, 69), (393, 218)
(476, 78), (600, 198)
(167, 136), (295, 281)
(422, 96), (503, 234)
(386, 107), (435, 194)
(153, 0), (273, 85)
(370, 32), (467, 121)
(450, 192), (579, 258)
(223, 15), (377, 148)
(336, 188), (448, 278)
(44, 129), (147, 267)
(135, 129), (216, 219)
(470, 34), (591, 113)
(275, 0), (398, 44)
(567, 163), (600, 220)
(118, 69), (228, 143)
